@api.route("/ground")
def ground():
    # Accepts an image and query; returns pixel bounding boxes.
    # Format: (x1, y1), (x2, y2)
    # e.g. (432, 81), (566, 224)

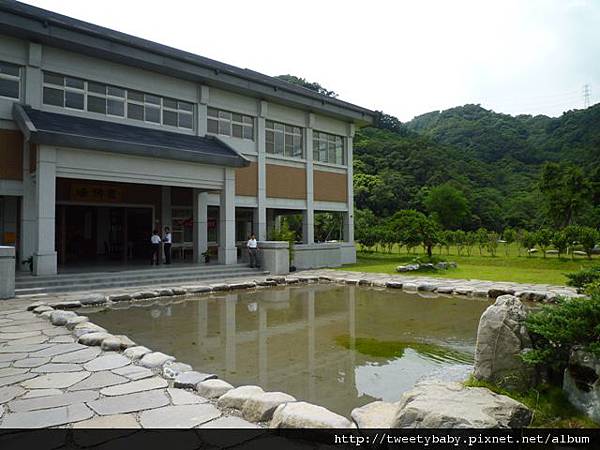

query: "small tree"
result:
(443, 230), (454, 255)
(563, 225), (582, 259)
(475, 228), (488, 256)
(535, 228), (554, 258)
(551, 230), (570, 259)
(454, 230), (466, 256)
(486, 231), (499, 257)
(579, 226), (600, 259)
(503, 227), (517, 257)
(521, 231), (537, 257)
(465, 231), (476, 256)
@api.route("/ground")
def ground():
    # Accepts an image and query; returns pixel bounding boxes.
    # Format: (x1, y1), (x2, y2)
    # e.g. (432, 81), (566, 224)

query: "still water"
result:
(89, 284), (491, 416)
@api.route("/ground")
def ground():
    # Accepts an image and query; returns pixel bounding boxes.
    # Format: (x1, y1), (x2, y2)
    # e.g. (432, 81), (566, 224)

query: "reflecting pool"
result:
(89, 284), (492, 416)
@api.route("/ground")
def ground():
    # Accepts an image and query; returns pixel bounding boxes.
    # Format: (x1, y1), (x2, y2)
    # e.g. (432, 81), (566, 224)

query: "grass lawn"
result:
(338, 244), (599, 285)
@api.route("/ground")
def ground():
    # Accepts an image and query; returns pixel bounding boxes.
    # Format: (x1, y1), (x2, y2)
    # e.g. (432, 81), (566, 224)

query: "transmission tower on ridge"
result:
(583, 84), (591, 108)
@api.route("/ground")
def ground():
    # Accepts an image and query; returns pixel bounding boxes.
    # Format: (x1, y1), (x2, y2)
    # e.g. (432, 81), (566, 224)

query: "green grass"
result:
(464, 377), (598, 428)
(338, 244), (599, 285)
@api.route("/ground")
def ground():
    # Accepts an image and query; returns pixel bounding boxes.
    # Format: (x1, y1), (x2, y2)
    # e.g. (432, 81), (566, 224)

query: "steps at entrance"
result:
(15, 264), (268, 296)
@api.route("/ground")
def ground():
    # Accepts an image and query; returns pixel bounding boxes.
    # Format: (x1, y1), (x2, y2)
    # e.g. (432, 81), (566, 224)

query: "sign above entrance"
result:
(70, 183), (124, 203)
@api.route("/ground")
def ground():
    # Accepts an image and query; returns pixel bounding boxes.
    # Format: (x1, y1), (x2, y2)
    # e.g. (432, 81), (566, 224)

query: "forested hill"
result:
(353, 103), (600, 231)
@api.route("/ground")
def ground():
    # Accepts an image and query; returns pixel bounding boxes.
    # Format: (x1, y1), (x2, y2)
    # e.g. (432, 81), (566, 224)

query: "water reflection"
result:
(90, 284), (490, 416)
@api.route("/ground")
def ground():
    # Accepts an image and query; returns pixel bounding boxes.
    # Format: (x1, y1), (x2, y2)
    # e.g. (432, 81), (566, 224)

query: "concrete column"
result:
(161, 186), (171, 233)
(218, 168), (237, 265)
(33, 146), (57, 275)
(25, 43), (42, 108)
(193, 190), (208, 263)
(257, 101), (268, 240)
(303, 115), (315, 244)
(343, 128), (355, 243)
(20, 143), (36, 270)
(0, 246), (16, 299)
(266, 208), (275, 237)
(197, 85), (209, 137)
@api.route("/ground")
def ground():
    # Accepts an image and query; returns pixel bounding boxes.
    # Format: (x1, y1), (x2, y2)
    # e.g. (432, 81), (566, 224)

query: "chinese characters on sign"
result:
(70, 184), (124, 203)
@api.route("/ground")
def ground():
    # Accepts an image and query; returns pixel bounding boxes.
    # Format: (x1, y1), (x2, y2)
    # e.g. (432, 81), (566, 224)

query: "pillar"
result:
(303, 114), (315, 244)
(161, 186), (171, 230)
(197, 85), (209, 137)
(20, 143), (36, 270)
(257, 101), (268, 240)
(343, 127), (355, 243)
(193, 190), (208, 263)
(33, 146), (57, 275)
(218, 168), (237, 264)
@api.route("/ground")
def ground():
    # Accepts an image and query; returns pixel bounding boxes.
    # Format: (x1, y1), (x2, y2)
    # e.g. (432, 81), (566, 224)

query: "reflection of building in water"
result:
(186, 285), (368, 414)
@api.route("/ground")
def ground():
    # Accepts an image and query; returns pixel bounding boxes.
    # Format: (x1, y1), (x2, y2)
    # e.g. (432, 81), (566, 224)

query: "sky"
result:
(21, 0), (600, 122)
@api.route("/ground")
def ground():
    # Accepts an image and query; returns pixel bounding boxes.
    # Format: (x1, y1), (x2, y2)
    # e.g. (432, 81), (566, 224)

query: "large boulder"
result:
(390, 381), (532, 428)
(473, 295), (535, 391)
(563, 348), (600, 423)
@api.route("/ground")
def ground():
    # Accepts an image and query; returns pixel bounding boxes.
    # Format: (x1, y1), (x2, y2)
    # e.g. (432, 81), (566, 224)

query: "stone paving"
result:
(0, 269), (578, 429)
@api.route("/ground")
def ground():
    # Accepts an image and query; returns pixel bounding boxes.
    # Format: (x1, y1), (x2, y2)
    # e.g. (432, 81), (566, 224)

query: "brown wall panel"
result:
(266, 164), (306, 199)
(314, 170), (348, 203)
(0, 130), (23, 180)
(236, 162), (258, 196)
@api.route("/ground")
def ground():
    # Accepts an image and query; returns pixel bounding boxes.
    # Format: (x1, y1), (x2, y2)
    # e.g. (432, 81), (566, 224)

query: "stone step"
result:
(15, 269), (269, 296)
(15, 265), (258, 288)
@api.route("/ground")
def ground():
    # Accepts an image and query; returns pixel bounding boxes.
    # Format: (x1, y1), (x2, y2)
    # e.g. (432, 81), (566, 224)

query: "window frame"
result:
(312, 131), (345, 166)
(0, 61), (21, 101)
(265, 120), (304, 159)
(207, 107), (254, 141)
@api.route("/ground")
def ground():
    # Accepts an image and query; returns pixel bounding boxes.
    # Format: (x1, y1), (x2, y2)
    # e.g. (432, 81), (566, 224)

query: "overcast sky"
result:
(22, 0), (600, 121)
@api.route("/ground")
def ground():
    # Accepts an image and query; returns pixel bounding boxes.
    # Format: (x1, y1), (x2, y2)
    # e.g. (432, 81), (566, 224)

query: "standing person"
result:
(163, 226), (172, 265)
(247, 233), (258, 268)
(150, 230), (161, 265)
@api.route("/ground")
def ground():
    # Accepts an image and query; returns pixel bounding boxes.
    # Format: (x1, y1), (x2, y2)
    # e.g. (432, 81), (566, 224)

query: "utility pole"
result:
(583, 84), (591, 108)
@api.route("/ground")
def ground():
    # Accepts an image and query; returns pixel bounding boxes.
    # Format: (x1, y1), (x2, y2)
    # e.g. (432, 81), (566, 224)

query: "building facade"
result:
(0, 1), (374, 275)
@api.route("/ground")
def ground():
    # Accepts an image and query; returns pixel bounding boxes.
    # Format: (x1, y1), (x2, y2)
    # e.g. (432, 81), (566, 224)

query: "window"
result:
(265, 120), (303, 158)
(207, 107), (254, 140)
(171, 208), (193, 244)
(42, 71), (194, 130)
(0, 61), (21, 99)
(313, 131), (344, 165)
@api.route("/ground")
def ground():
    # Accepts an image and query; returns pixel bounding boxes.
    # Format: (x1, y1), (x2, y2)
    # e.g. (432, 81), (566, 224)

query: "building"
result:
(0, 1), (374, 276)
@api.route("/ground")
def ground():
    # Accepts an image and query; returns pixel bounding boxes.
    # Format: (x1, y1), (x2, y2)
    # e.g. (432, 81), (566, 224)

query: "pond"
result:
(89, 284), (492, 417)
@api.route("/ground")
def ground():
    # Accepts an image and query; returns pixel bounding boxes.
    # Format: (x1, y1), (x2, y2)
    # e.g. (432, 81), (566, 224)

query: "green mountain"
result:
(354, 104), (600, 231)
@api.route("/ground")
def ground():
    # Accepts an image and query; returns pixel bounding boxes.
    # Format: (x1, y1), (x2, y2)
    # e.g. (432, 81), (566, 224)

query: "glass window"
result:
(65, 77), (84, 89)
(232, 123), (243, 138)
(0, 61), (20, 77)
(207, 118), (219, 134)
(107, 86), (125, 98)
(0, 78), (19, 99)
(128, 91), (144, 102)
(127, 102), (144, 120)
(145, 106), (160, 123)
(206, 107), (254, 140)
(208, 107), (218, 118)
(65, 91), (84, 110)
(179, 101), (193, 112)
(265, 120), (303, 158)
(87, 95), (106, 114)
(164, 98), (177, 109)
(43, 87), (63, 106)
(145, 94), (161, 105)
(163, 110), (178, 127)
(107, 99), (125, 116)
(219, 119), (231, 136)
(313, 131), (344, 165)
(178, 113), (193, 129)
(88, 82), (106, 94)
(43, 72), (64, 86)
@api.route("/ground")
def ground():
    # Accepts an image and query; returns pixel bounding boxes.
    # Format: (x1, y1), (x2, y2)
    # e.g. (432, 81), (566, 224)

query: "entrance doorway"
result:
(56, 204), (153, 266)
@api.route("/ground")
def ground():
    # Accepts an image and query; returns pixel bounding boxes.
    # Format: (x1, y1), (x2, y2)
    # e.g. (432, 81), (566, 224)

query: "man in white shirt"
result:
(150, 230), (161, 265)
(247, 233), (258, 268)
(163, 227), (172, 265)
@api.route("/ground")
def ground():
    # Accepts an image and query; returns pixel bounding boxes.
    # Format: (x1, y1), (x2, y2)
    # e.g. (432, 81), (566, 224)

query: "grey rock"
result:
(266, 276), (286, 284)
(163, 361), (193, 379)
(32, 363), (83, 373)
(8, 390), (99, 412)
(174, 371), (217, 388)
(83, 354), (130, 372)
(48, 300), (82, 310)
(49, 335), (75, 343)
(455, 287), (473, 296)
(157, 288), (174, 296)
(68, 370), (128, 391)
(139, 352), (175, 368)
(139, 404), (221, 428)
(196, 379), (233, 398)
(49, 310), (78, 326)
(40, 310), (54, 319)
(488, 288), (516, 299)
(123, 346), (152, 360)
(563, 348), (600, 423)
(29, 343), (87, 358)
(78, 332), (113, 346)
(271, 401), (355, 428)
(167, 388), (207, 405)
(72, 322), (108, 338)
(87, 390), (170, 415)
(107, 293), (132, 303)
(390, 381), (532, 428)
(101, 335), (136, 351)
(0, 330), (42, 340)
(229, 282), (256, 290)
(100, 377), (168, 396)
(386, 281), (403, 289)
(131, 291), (159, 300)
(474, 295), (535, 391)
(472, 289), (490, 298)
(518, 291), (547, 302)
(0, 367), (29, 377)
(183, 285), (212, 293)
(211, 284), (230, 291)
(0, 385), (25, 404)
(13, 357), (51, 368)
(256, 280), (277, 287)
(0, 403), (93, 428)
(79, 294), (107, 306)
(417, 283), (436, 292)
(72, 413), (140, 428)
(21, 371), (91, 389)
(242, 391), (296, 422)
(217, 385), (264, 410)
(171, 287), (187, 295)
(21, 388), (62, 399)
(351, 401), (398, 428)
(33, 305), (54, 314)
(66, 316), (89, 330)
(436, 287), (455, 294)
(0, 372), (37, 387)
(27, 301), (47, 311)
(0, 344), (52, 354)
(52, 347), (101, 364)
(112, 365), (154, 381)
